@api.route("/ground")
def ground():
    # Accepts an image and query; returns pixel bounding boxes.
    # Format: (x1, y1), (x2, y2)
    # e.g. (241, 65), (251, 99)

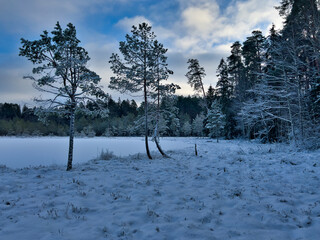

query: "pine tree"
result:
(227, 41), (245, 101)
(242, 30), (266, 90)
(19, 22), (106, 170)
(206, 85), (216, 107)
(109, 23), (156, 159)
(160, 95), (180, 136)
(186, 59), (207, 108)
(192, 113), (205, 137)
(205, 101), (226, 142)
(181, 121), (192, 136)
(216, 58), (235, 138)
(216, 59), (233, 107)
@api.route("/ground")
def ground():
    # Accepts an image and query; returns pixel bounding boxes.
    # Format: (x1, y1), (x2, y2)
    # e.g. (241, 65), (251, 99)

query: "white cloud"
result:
(115, 16), (153, 32)
(182, 5), (218, 37)
(174, 0), (282, 53)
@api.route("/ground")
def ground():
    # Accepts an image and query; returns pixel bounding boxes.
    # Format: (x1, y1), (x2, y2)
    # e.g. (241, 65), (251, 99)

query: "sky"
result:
(0, 0), (283, 106)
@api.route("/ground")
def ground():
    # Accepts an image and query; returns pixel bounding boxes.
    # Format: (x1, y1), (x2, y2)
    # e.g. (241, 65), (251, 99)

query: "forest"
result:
(0, 95), (204, 137)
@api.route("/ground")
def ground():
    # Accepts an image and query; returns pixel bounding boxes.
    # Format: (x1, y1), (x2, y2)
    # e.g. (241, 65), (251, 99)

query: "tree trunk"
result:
(154, 74), (168, 158)
(144, 82), (152, 160)
(154, 124), (169, 158)
(201, 80), (208, 110)
(67, 107), (75, 171)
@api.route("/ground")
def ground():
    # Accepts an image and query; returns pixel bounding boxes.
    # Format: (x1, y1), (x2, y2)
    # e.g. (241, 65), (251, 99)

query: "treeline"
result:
(204, 0), (320, 148)
(0, 95), (205, 137)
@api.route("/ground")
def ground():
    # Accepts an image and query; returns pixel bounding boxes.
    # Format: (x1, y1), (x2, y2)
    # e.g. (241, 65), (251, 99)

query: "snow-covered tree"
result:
(109, 23), (156, 159)
(206, 101), (226, 142)
(192, 113), (205, 137)
(181, 121), (192, 136)
(159, 95), (180, 136)
(19, 22), (107, 170)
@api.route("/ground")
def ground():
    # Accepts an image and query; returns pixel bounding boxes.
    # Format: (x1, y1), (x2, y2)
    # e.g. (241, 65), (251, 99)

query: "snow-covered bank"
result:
(1, 139), (320, 239)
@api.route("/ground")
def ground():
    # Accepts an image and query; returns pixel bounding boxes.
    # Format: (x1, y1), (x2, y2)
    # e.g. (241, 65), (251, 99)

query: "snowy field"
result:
(0, 138), (320, 239)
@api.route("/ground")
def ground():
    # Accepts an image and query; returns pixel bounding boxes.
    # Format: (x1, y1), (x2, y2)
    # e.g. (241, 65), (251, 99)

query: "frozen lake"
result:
(0, 137), (194, 168)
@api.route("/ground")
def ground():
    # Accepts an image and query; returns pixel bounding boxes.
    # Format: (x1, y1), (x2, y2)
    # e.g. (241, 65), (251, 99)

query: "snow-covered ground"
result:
(1, 138), (320, 239)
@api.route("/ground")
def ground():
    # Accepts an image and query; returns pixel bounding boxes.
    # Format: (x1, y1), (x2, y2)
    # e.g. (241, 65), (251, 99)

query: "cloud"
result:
(115, 16), (153, 32)
(174, 0), (282, 53)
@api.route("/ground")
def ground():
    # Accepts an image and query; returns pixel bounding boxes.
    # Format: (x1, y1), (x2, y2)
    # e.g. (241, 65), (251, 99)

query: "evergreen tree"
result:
(192, 113), (205, 137)
(186, 59), (207, 108)
(216, 59), (233, 107)
(216, 58), (235, 138)
(206, 100), (226, 142)
(242, 30), (266, 90)
(181, 121), (192, 136)
(110, 22), (160, 159)
(206, 85), (216, 107)
(19, 22), (106, 170)
(227, 41), (245, 101)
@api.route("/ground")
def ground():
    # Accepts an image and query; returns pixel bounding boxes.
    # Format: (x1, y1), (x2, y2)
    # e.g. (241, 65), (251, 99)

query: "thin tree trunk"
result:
(67, 107), (75, 171)
(144, 81), (152, 159)
(154, 73), (168, 157)
(200, 80), (208, 110)
(154, 124), (169, 158)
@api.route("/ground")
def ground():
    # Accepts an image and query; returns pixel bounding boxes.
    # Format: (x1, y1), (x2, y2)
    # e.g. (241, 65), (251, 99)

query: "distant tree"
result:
(242, 30), (266, 92)
(206, 101), (226, 142)
(186, 59), (207, 108)
(192, 113), (205, 136)
(0, 103), (21, 120)
(109, 23), (157, 159)
(206, 85), (216, 107)
(19, 22), (107, 170)
(181, 121), (192, 136)
(216, 59), (233, 106)
(215, 58), (236, 138)
(227, 41), (245, 101)
(160, 95), (180, 136)
(177, 95), (203, 120)
(227, 41), (248, 136)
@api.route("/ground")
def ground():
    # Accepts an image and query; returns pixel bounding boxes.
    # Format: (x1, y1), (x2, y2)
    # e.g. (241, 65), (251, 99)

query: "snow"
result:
(0, 138), (320, 239)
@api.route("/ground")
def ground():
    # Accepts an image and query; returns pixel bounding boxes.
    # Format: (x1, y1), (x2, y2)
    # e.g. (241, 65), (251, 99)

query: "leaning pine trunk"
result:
(154, 73), (168, 158)
(144, 82), (152, 159)
(154, 124), (169, 158)
(67, 107), (75, 171)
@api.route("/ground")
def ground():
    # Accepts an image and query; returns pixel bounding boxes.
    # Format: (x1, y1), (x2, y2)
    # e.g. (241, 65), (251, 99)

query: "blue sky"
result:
(0, 0), (282, 105)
